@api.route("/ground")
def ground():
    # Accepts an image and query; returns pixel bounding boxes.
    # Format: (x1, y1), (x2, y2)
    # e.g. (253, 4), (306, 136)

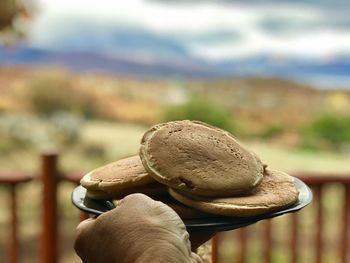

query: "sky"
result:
(27, 0), (350, 63)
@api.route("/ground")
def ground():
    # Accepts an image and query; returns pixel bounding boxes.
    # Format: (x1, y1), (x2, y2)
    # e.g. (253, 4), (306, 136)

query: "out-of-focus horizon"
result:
(1, 0), (350, 88)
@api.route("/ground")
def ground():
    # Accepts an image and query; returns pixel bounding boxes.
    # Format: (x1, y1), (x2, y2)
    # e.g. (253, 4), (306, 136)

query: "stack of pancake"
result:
(81, 120), (299, 219)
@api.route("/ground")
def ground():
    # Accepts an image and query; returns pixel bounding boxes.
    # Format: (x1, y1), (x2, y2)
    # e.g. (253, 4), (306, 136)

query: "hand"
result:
(74, 193), (203, 263)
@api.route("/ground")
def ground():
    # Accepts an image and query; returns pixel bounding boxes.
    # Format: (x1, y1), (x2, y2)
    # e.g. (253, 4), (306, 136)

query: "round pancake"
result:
(168, 169), (299, 217)
(80, 155), (154, 193)
(86, 181), (168, 200)
(87, 187), (213, 219)
(166, 202), (214, 220)
(153, 195), (215, 220)
(109, 194), (215, 220)
(139, 120), (264, 197)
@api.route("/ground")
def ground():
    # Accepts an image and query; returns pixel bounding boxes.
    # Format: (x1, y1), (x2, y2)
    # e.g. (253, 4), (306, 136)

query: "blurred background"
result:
(0, 0), (350, 262)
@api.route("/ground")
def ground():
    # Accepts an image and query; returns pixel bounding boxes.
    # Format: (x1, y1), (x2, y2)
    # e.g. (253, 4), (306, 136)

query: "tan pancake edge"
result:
(169, 169), (298, 202)
(139, 121), (265, 197)
(168, 187), (299, 217)
(139, 134), (171, 186)
(174, 182), (259, 197)
(86, 189), (115, 199)
(80, 172), (100, 191)
(148, 120), (254, 156)
(140, 120), (229, 148)
(165, 203), (216, 219)
(86, 183), (168, 200)
(98, 174), (155, 192)
(142, 120), (239, 145)
(85, 187), (210, 218)
(89, 172), (151, 183)
(82, 154), (150, 181)
(140, 144), (261, 197)
(80, 167), (154, 192)
(140, 122), (166, 145)
(140, 141), (261, 196)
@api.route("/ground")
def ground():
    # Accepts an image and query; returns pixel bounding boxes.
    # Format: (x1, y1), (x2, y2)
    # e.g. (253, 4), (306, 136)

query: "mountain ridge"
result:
(1, 46), (349, 89)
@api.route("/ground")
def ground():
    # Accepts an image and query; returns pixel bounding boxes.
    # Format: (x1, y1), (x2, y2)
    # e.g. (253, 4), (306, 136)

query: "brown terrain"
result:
(1, 65), (350, 130)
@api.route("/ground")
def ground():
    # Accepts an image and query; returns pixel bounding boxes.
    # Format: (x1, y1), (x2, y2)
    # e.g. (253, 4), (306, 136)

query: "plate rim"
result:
(71, 176), (313, 231)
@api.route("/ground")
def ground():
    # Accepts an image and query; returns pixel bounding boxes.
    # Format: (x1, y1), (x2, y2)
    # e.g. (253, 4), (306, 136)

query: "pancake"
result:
(109, 193), (215, 219)
(153, 195), (216, 220)
(166, 202), (214, 220)
(86, 181), (168, 200)
(87, 185), (213, 219)
(139, 120), (264, 197)
(168, 169), (299, 217)
(80, 155), (154, 193)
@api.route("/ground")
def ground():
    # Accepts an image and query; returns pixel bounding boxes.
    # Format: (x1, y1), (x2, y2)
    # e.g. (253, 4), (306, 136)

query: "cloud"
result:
(27, 0), (350, 62)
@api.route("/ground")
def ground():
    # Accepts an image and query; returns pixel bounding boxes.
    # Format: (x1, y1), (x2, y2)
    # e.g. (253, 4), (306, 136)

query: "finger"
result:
(118, 193), (156, 207)
(116, 193), (164, 216)
(74, 218), (95, 259)
(76, 218), (94, 232)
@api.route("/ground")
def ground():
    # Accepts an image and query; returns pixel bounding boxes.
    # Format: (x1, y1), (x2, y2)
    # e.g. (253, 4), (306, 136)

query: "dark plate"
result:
(72, 177), (312, 231)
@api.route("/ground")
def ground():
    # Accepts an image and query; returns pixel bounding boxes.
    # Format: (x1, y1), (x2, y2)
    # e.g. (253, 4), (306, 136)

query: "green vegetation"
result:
(26, 73), (99, 118)
(2, 68), (350, 153)
(163, 97), (235, 132)
(301, 114), (350, 151)
(259, 123), (286, 139)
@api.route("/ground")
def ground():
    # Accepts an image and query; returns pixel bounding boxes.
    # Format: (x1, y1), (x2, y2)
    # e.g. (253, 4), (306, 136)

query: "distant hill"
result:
(0, 65), (349, 132)
(1, 46), (350, 89)
(0, 47), (220, 77)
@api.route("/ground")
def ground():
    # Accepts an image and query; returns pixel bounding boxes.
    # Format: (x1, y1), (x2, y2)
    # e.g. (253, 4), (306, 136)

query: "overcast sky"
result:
(25, 0), (350, 62)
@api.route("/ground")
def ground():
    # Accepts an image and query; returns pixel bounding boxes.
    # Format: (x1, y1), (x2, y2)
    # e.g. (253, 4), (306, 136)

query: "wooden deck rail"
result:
(0, 172), (32, 263)
(1, 154), (350, 263)
(0, 153), (87, 263)
(39, 152), (88, 263)
(293, 174), (350, 263)
(211, 174), (350, 263)
(40, 152), (59, 263)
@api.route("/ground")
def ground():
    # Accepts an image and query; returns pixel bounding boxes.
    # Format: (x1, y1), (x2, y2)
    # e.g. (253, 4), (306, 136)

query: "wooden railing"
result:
(0, 172), (32, 263)
(0, 152), (349, 263)
(0, 152), (87, 263)
(211, 173), (350, 263)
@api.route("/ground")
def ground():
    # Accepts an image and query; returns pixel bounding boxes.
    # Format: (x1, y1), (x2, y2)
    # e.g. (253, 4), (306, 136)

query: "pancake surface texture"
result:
(85, 181), (167, 200)
(140, 120), (264, 197)
(80, 155), (154, 194)
(153, 195), (216, 219)
(168, 169), (299, 217)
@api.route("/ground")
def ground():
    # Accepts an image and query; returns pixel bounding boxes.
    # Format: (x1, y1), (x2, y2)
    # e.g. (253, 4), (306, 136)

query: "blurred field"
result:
(79, 121), (350, 173)
(1, 67), (350, 140)
(0, 66), (350, 262)
(1, 120), (350, 173)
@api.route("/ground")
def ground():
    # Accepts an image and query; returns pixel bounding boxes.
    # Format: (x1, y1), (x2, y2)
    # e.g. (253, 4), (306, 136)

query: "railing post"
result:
(290, 213), (299, 263)
(211, 234), (219, 263)
(0, 172), (32, 263)
(9, 185), (18, 263)
(313, 185), (323, 263)
(40, 152), (59, 263)
(263, 220), (272, 263)
(340, 185), (350, 263)
(237, 228), (247, 263)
